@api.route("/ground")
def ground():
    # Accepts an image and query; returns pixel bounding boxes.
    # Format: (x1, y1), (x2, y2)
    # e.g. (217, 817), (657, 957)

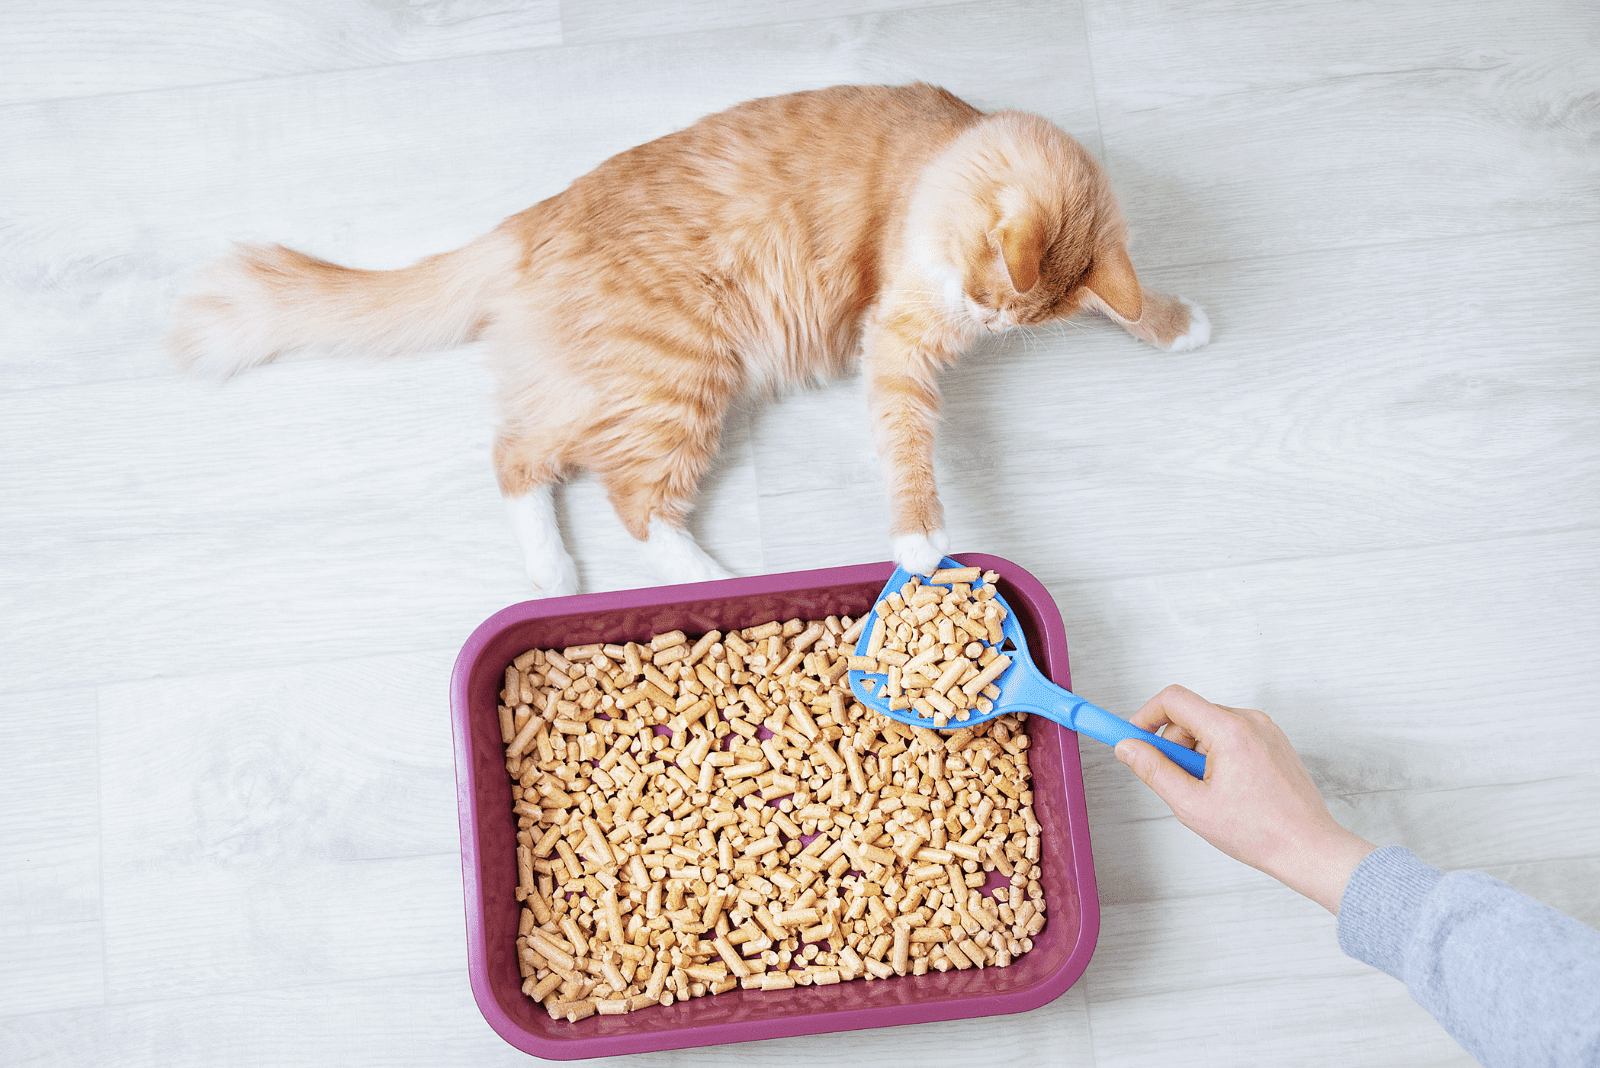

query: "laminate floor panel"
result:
(3, 1), (1596, 1065)
(1084, 0), (1600, 266)
(0, 1), (564, 106)
(1087, 971), (1479, 1068)
(96, 652), (464, 1000)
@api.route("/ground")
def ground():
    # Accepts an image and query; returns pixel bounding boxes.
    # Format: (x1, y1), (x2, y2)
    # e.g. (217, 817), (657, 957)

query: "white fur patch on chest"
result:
(906, 233), (968, 318)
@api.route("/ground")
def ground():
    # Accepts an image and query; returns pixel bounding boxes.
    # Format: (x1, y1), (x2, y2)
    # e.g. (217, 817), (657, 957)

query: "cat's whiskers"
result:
(894, 297), (970, 333)
(1018, 324), (1045, 360)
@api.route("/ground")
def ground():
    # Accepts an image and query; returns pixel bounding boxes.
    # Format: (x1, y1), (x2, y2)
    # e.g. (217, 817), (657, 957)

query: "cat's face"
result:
(957, 215), (1140, 333)
(959, 229), (1089, 331)
(909, 111), (1145, 337)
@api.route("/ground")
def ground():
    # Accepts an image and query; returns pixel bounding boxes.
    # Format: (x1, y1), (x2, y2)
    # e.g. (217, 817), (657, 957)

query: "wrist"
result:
(1266, 824), (1376, 914)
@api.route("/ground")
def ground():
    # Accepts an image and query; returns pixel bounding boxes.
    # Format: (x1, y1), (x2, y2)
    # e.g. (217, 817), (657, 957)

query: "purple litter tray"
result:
(449, 554), (1100, 1059)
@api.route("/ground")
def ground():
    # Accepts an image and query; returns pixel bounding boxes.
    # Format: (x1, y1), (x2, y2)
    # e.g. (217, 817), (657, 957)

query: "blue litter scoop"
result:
(847, 558), (1206, 780)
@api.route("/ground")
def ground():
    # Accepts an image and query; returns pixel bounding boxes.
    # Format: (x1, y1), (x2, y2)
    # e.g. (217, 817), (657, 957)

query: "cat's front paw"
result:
(1162, 298), (1212, 352)
(891, 529), (950, 576)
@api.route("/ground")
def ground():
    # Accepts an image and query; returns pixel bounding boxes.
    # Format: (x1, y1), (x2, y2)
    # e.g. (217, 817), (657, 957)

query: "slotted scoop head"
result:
(848, 558), (1205, 779)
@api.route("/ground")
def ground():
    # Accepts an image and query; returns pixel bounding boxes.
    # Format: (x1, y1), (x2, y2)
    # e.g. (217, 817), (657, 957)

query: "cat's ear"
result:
(1082, 245), (1143, 322)
(989, 219), (1045, 294)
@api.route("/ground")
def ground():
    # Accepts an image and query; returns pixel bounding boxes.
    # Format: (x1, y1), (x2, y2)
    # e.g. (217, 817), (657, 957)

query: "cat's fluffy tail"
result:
(167, 229), (518, 378)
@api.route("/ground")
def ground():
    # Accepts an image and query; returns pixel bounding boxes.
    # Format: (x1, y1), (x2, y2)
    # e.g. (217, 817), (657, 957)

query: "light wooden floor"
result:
(3, 2), (1597, 1065)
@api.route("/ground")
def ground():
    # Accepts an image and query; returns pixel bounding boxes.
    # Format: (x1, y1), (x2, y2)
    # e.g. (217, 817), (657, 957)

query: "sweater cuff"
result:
(1335, 845), (1444, 981)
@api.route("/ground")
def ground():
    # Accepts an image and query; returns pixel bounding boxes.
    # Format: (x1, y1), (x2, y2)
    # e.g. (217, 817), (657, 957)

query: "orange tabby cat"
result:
(169, 83), (1209, 596)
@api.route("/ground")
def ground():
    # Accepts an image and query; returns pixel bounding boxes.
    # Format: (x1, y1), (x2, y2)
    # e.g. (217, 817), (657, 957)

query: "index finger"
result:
(1128, 684), (1237, 742)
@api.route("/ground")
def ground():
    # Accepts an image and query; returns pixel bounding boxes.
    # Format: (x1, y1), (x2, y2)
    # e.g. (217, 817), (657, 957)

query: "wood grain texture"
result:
(0, 690), (104, 1017)
(0, 970), (526, 1068)
(1474, 854), (1600, 933)
(0, 923), (105, 1019)
(652, 986), (1093, 1068)
(0, 967), (1089, 1068)
(1087, 857), (1600, 1022)
(1083, 0), (1600, 266)
(1085, 886), (1362, 1005)
(561, 0), (931, 45)
(0, 689), (101, 926)
(97, 654), (463, 865)
(2, 0), (1598, 1064)
(0, 359), (521, 692)
(0, 0), (562, 106)
(97, 653), (466, 1000)
(1068, 530), (1600, 905)
(1087, 971), (1478, 1068)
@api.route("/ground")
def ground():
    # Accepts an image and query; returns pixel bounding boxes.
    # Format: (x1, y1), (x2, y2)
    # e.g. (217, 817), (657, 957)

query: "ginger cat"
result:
(169, 83), (1209, 596)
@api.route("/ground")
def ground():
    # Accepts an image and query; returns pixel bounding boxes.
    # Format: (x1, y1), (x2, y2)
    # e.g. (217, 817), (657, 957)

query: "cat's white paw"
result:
(891, 529), (950, 576)
(525, 556), (580, 599)
(505, 487), (579, 598)
(640, 519), (735, 585)
(1163, 298), (1212, 352)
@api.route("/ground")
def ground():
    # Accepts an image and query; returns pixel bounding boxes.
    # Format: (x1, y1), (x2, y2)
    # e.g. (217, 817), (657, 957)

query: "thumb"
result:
(1115, 738), (1202, 809)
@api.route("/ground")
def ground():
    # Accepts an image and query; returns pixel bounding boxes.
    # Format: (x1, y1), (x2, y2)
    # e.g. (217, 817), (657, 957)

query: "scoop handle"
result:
(1007, 666), (1205, 778)
(1061, 698), (1207, 779)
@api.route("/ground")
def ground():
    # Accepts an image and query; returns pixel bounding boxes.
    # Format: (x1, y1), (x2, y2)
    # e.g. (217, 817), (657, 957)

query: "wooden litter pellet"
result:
(850, 572), (1020, 731)
(498, 613), (1047, 1021)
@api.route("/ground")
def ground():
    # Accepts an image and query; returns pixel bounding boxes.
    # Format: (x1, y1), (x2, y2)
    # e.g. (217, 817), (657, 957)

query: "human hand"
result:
(1113, 685), (1376, 913)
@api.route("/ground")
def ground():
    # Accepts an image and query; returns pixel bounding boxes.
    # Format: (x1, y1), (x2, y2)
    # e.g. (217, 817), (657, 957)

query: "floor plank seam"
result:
(1098, 848), (1600, 911)
(1077, 973), (1102, 1067)
(1122, 217), (1600, 278)
(1073, 0), (1111, 163)
(0, 643), (470, 698)
(0, 964), (470, 1022)
(0, 42), (586, 114)
(94, 683), (110, 1015)
(1326, 770), (1595, 802)
(559, 0), (997, 52)
(1030, 523), (1600, 590)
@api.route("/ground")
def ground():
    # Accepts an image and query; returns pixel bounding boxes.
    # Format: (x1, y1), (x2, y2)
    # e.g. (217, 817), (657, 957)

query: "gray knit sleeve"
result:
(1336, 845), (1600, 1068)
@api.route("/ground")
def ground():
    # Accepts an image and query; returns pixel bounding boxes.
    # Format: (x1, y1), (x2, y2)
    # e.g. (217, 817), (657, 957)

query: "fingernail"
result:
(1113, 741), (1133, 765)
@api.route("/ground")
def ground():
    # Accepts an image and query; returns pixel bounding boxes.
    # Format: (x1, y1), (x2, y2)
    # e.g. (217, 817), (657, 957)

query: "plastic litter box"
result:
(449, 554), (1100, 1059)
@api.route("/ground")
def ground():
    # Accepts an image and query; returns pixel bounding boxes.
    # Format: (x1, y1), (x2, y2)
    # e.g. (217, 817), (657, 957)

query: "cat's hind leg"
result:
(639, 517), (734, 585)
(502, 484), (580, 597)
(494, 435), (579, 598)
(600, 429), (734, 587)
